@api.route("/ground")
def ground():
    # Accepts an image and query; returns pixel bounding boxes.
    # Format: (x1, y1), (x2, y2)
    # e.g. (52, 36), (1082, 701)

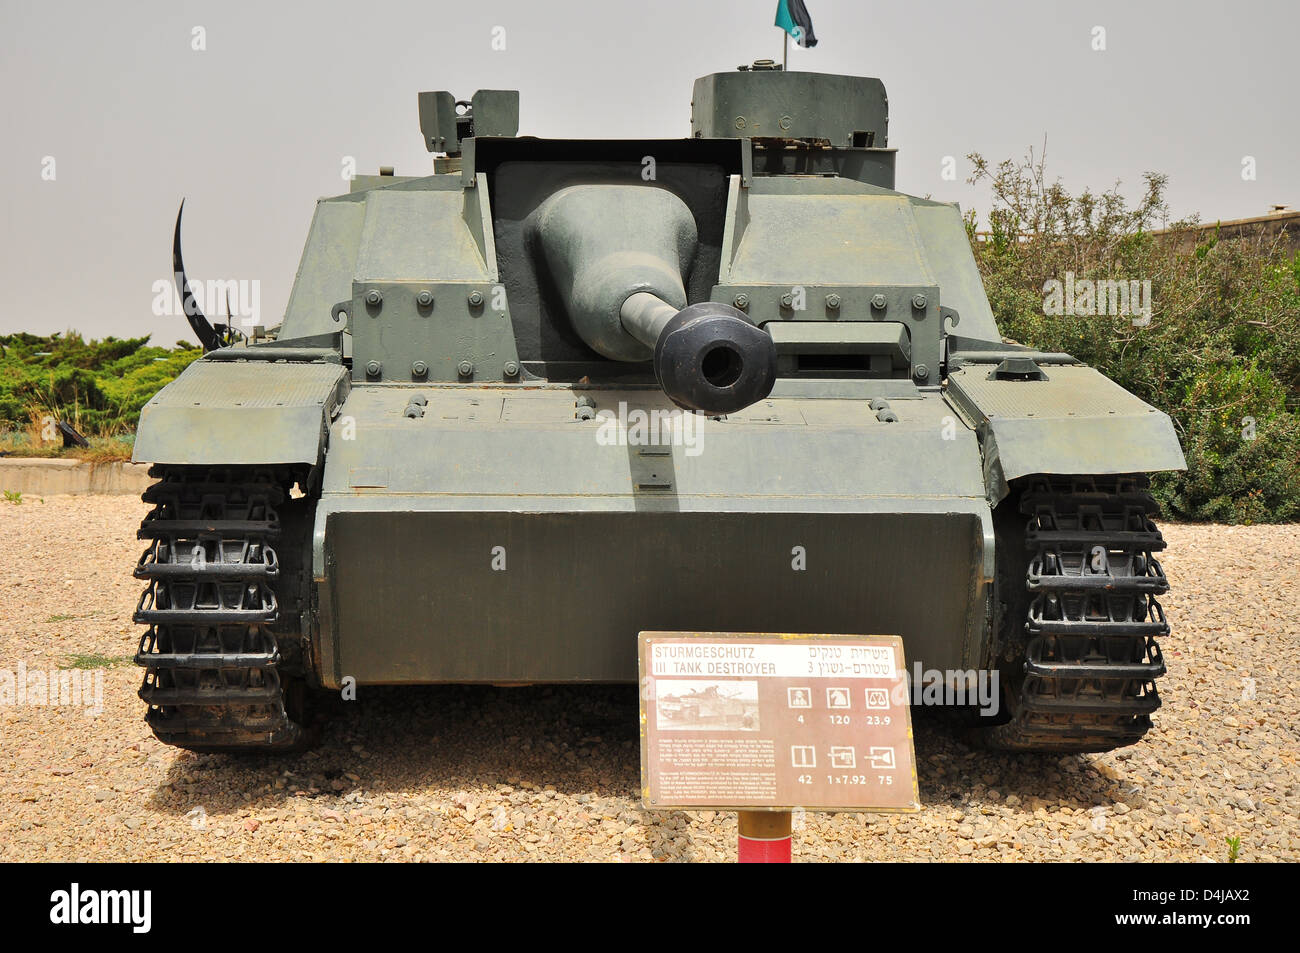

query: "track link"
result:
(133, 467), (303, 751)
(987, 475), (1170, 752)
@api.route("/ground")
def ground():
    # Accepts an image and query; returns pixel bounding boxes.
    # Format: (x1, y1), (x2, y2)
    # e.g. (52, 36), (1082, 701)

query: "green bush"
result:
(0, 332), (200, 437)
(965, 148), (1300, 523)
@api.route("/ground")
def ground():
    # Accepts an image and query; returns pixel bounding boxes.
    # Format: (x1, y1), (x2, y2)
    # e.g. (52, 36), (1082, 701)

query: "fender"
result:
(132, 349), (349, 467)
(945, 360), (1186, 503)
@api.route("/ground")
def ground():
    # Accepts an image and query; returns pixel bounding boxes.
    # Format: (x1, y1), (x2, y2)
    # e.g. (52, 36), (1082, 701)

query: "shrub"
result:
(965, 147), (1300, 523)
(0, 332), (200, 440)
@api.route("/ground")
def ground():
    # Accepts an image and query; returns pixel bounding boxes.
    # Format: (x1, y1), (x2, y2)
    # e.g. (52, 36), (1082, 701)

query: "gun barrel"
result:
(619, 292), (679, 347)
(620, 292), (777, 416)
(529, 184), (776, 415)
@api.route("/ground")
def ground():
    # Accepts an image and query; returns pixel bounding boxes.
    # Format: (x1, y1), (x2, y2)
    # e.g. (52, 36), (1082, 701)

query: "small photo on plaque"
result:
(655, 680), (760, 731)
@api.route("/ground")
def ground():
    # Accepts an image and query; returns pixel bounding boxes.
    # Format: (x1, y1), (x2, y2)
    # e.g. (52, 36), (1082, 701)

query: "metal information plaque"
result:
(639, 632), (920, 812)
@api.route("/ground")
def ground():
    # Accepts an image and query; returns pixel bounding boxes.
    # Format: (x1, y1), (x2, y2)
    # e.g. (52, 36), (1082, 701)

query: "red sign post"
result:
(737, 811), (794, 863)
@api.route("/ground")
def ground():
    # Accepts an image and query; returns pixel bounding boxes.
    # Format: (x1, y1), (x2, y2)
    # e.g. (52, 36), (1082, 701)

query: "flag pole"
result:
(783, 31), (788, 70)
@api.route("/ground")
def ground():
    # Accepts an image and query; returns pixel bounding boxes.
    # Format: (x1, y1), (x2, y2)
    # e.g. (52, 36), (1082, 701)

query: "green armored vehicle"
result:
(659, 685), (759, 731)
(133, 60), (1184, 753)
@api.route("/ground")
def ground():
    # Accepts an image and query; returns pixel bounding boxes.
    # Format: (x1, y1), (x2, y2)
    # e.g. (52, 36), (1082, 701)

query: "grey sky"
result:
(2, 0), (1295, 344)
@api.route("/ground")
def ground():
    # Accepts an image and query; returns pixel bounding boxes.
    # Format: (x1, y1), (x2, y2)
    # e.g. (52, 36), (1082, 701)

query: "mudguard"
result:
(945, 362), (1187, 502)
(132, 350), (349, 467)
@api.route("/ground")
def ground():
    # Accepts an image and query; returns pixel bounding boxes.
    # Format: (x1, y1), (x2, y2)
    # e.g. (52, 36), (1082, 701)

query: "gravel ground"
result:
(0, 495), (1296, 862)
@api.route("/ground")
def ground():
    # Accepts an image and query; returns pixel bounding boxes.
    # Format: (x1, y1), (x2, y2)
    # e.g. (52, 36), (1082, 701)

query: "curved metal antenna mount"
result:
(172, 200), (222, 352)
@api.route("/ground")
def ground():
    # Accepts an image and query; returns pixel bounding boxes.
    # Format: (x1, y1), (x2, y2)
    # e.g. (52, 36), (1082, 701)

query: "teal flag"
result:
(775, 0), (818, 48)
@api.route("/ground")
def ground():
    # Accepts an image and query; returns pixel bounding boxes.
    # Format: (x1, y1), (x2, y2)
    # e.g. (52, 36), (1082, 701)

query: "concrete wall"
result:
(973, 210), (1300, 254)
(0, 458), (151, 496)
(1151, 210), (1300, 254)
